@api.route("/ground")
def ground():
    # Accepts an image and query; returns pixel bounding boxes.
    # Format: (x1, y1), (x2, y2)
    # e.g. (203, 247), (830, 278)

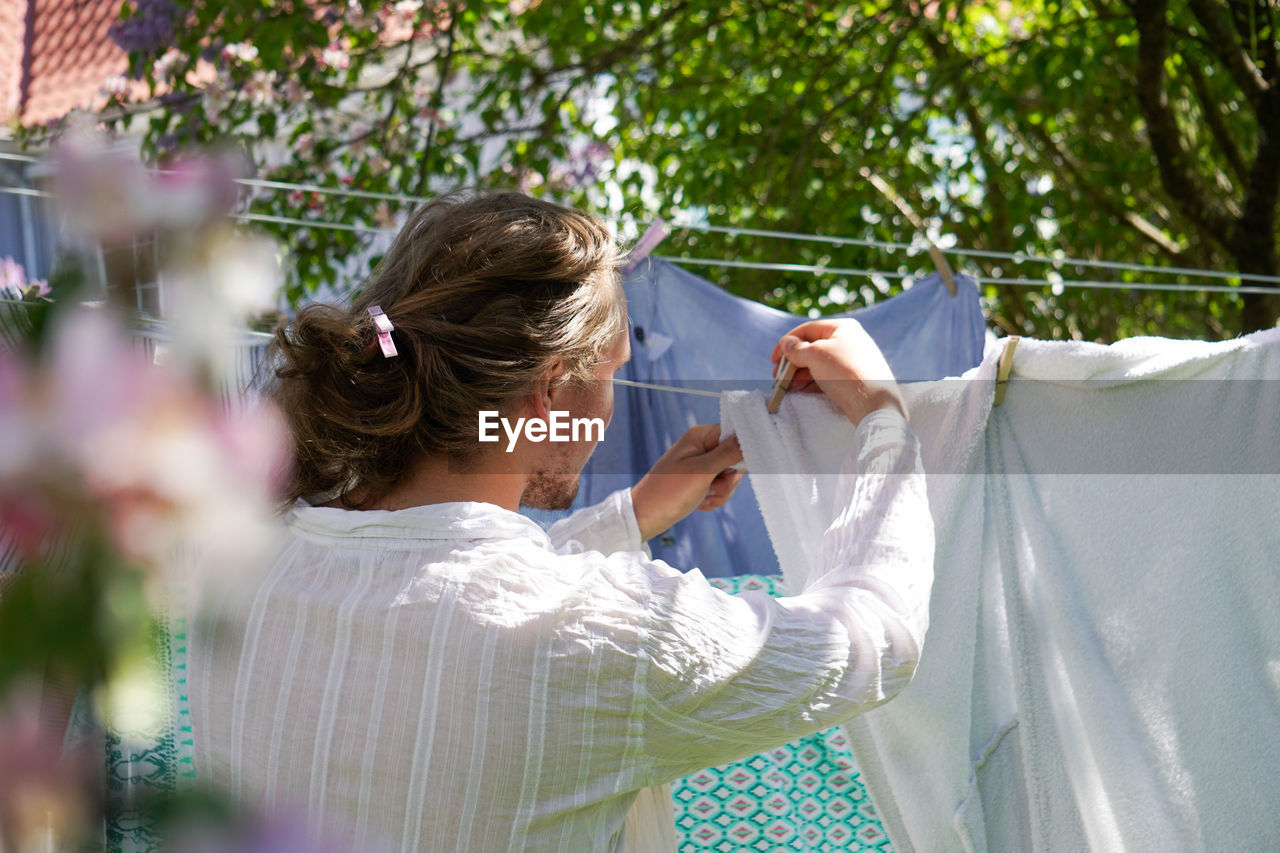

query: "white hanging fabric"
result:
(722, 328), (1280, 853)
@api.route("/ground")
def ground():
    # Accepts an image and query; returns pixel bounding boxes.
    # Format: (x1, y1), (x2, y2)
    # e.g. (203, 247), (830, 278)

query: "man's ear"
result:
(527, 359), (564, 420)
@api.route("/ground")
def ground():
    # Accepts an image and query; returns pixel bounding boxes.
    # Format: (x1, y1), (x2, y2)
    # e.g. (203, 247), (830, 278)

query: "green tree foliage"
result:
(70, 0), (1279, 340)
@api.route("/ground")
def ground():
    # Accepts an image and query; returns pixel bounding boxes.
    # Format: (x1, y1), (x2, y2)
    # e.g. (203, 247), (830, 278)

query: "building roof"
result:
(0, 0), (130, 127)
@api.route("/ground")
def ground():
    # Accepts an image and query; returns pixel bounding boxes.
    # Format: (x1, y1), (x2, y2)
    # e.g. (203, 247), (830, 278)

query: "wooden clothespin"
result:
(994, 336), (1020, 406)
(621, 218), (669, 274)
(858, 167), (958, 297)
(767, 356), (798, 413)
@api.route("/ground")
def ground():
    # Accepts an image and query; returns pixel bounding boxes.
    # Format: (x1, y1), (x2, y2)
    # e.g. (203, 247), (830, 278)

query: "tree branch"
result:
(541, 0), (694, 79)
(911, 6), (1035, 330)
(1231, 73), (1280, 290)
(414, 8), (457, 197)
(1182, 60), (1250, 183)
(1132, 0), (1237, 246)
(918, 21), (1014, 249)
(1226, 0), (1278, 79)
(1016, 122), (1189, 259)
(1263, 0), (1280, 84)
(1187, 0), (1270, 103)
(379, 41), (418, 148)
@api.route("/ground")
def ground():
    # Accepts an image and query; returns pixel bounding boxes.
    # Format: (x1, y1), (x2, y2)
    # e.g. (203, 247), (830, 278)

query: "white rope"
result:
(968, 275), (1278, 296)
(652, 256), (1280, 296)
(652, 255), (914, 280)
(237, 177), (428, 205)
(673, 220), (1280, 285)
(0, 185), (47, 198)
(7, 151), (1280, 283)
(133, 317), (274, 342)
(239, 211), (379, 233)
(612, 378), (722, 399)
(6, 149), (1280, 284)
(3, 182), (1279, 295)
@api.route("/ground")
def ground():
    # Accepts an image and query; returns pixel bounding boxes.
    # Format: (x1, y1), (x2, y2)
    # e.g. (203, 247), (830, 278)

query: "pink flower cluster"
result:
(0, 692), (95, 851)
(0, 257), (48, 299)
(0, 309), (287, 580)
(53, 141), (242, 247)
(318, 42), (351, 71)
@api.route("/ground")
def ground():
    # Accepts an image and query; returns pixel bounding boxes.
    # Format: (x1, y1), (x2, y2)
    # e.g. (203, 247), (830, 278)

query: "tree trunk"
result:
(1235, 109), (1280, 334)
(1238, 255), (1280, 333)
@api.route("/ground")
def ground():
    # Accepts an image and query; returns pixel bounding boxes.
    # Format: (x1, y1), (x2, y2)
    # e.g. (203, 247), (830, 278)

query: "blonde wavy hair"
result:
(270, 191), (626, 509)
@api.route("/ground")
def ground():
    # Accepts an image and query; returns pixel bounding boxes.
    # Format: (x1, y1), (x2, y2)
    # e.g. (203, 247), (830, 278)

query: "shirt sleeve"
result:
(632, 409), (934, 783)
(546, 488), (650, 558)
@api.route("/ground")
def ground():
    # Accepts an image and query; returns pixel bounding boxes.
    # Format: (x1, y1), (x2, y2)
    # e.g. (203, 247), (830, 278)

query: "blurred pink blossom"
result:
(280, 77), (308, 108)
(221, 42), (259, 63)
(153, 48), (184, 81)
(243, 70), (280, 107)
(0, 691), (95, 848)
(0, 494), (59, 560)
(99, 75), (130, 98)
(0, 255), (45, 298)
(53, 140), (242, 245)
(155, 153), (243, 222)
(372, 202), (397, 229)
(203, 76), (233, 122)
(319, 43), (350, 70)
(0, 257), (28, 294)
(50, 138), (147, 246)
(379, 0), (421, 43)
(0, 308), (287, 583)
(341, 1), (369, 28)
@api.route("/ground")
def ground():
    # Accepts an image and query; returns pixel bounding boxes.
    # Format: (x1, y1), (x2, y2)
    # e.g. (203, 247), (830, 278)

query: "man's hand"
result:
(631, 425), (745, 541)
(771, 318), (906, 425)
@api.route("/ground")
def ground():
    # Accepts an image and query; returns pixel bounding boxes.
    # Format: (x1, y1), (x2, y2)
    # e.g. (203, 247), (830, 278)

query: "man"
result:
(189, 192), (933, 852)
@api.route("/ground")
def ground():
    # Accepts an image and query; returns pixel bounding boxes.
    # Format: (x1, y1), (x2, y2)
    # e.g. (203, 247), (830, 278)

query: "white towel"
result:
(724, 329), (1280, 853)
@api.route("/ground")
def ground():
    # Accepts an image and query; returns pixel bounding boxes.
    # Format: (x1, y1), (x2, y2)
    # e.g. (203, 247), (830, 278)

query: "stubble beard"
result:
(519, 461), (581, 510)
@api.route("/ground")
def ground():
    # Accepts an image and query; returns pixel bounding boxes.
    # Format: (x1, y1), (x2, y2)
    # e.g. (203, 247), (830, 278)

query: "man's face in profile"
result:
(520, 329), (631, 510)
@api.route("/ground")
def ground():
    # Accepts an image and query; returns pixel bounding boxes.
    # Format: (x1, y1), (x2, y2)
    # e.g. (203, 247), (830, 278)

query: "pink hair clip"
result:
(368, 304), (399, 358)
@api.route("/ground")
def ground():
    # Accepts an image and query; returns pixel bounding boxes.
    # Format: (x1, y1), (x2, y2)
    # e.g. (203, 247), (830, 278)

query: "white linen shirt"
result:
(189, 409), (933, 852)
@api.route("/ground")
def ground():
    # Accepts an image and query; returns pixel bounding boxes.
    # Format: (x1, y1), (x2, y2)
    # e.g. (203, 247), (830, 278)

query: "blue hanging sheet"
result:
(524, 258), (986, 577)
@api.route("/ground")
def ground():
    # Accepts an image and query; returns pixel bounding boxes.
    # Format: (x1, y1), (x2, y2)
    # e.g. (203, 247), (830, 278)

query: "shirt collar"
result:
(286, 500), (553, 547)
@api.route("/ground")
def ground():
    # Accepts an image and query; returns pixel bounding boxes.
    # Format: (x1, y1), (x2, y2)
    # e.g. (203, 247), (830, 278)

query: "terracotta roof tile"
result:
(0, 0), (30, 122)
(1, 0), (131, 126)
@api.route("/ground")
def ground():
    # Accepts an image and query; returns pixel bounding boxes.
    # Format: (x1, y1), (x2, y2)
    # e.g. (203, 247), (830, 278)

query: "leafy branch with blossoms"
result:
(23, 0), (1274, 340)
(0, 139), (334, 850)
(14, 0), (623, 306)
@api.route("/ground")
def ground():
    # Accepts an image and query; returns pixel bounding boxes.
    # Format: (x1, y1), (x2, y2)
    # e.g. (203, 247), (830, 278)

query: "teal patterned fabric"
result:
(670, 574), (893, 852)
(105, 613), (196, 853)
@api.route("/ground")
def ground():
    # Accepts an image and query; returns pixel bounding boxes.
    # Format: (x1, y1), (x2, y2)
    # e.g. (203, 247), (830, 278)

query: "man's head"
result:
(273, 191), (627, 509)
(517, 327), (629, 509)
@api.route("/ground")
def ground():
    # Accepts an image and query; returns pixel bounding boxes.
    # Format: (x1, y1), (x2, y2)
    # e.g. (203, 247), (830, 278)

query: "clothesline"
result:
(236, 205), (1280, 292)
(4, 181), (1280, 295)
(677, 221), (1280, 284)
(661, 256), (1280, 296)
(0, 296), (724, 400)
(132, 319), (274, 343)
(0, 294), (720, 400)
(224, 208), (1280, 291)
(0, 180), (1268, 296)
(612, 378), (723, 399)
(3, 152), (1279, 286)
